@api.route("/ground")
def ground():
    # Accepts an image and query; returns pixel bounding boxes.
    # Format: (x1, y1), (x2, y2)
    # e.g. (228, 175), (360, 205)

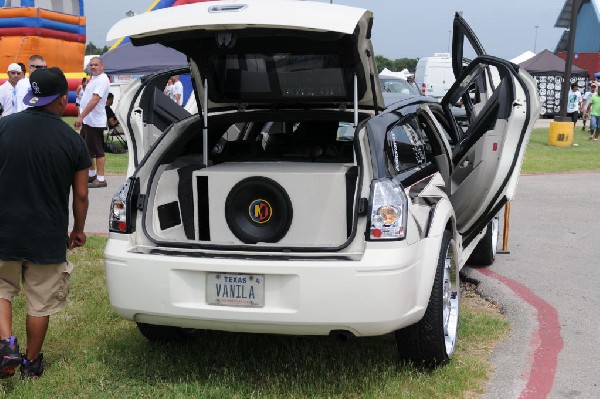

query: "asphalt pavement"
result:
(466, 171), (600, 398)
(69, 174), (128, 235)
(71, 123), (600, 397)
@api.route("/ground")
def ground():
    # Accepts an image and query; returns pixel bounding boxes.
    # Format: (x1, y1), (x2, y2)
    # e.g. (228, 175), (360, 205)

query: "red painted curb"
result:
(479, 268), (563, 399)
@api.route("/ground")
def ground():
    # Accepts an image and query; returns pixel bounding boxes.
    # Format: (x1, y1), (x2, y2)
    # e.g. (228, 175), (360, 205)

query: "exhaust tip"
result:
(329, 329), (355, 343)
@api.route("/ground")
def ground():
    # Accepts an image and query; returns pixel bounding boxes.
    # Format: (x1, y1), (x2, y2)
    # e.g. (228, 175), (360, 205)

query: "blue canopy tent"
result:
(102, 42), (188, 75)
(101, 42), (193, 105)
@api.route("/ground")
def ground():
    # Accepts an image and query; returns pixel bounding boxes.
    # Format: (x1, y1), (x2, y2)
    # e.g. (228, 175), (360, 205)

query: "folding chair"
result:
(105, 125), (127, 151)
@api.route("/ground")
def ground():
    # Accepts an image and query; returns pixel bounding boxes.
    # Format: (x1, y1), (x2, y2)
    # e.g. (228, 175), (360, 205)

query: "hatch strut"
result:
(353, 73), (358, 128)
(353, 73), (358, 165)
(203, 78), (208, 168)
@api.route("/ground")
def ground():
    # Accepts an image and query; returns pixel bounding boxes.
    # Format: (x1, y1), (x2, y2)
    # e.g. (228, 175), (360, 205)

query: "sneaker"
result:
(88, 175), (97, 184)
(88, 179), (107, 188)
(0, 336), (21, 379)
(20, 353), (44, 380)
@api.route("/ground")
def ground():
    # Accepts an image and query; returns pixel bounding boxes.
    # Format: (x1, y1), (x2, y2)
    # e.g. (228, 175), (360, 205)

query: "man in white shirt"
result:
(566, 83), (583, 125)
(14, 55), (46, 113)
(171, 75), (184, 106)
(74, 57), (110, 188)
(0, 63), (23, 117)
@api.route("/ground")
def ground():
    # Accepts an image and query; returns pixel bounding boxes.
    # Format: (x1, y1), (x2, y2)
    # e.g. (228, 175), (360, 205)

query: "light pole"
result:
(533, 25), (540, 53)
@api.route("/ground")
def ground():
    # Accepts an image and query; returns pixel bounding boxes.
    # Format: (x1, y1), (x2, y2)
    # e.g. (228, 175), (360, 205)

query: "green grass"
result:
(0, 236), (508, 398)
(521, 127), (600, 174)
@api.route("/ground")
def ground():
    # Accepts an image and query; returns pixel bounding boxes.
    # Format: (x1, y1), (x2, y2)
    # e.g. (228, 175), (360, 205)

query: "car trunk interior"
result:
(140, 112), (369, 250)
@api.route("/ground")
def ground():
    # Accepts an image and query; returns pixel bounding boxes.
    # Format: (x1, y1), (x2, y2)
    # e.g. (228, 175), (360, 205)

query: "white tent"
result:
(379, 67), (411, 79)
(510, 51), (536, 65)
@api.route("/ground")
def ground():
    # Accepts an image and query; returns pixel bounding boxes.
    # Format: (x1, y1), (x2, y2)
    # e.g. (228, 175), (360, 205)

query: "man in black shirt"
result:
(0, 67), (90, 379)
(105, 92), (123, 134)
(104, 92), (127, 152)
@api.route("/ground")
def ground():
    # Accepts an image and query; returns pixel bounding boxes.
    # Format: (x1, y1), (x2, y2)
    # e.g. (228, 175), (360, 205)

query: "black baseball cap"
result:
(23, 67), (68, 107)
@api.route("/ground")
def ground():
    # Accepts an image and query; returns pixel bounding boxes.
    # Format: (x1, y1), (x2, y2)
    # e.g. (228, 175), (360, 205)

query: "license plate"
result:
(206, 273), (264, 307)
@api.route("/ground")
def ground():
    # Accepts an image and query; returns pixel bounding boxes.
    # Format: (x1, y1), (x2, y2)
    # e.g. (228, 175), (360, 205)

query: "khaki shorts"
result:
(0, 260), (73, 317)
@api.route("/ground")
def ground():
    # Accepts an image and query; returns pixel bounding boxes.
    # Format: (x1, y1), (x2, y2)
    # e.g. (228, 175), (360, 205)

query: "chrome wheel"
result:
(490, 216), (499, 258)
(442, 240), (459, 357)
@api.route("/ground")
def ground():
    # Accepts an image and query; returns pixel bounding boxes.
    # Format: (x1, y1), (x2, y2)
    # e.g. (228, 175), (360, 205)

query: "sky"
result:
(86, 0), (567, 61)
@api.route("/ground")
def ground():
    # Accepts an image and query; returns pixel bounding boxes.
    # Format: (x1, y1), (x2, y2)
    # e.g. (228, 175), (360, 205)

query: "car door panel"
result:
(442, 55), (539, 243)
(116, 67), (192, 169)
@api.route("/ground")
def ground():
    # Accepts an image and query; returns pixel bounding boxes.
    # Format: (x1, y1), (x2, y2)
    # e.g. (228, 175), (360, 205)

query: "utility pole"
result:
(557, 0), (581, 120)
(549, 0), (582, 147)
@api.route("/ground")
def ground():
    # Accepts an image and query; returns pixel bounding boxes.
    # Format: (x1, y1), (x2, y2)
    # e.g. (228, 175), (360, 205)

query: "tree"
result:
(85, 42), (109, 55)
(375, 55), (418, 74)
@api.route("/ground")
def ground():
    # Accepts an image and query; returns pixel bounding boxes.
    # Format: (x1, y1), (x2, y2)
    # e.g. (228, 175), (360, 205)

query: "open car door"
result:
(116, 67), (192, 171)
(442, 15), (540, 246)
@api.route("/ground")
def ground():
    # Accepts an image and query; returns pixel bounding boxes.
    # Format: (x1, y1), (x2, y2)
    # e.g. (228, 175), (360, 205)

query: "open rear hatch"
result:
(107, 0), (383, 115)
(107, 1), (381, 251)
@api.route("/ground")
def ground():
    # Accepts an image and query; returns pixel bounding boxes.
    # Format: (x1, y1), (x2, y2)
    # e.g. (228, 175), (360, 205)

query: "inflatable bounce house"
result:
(0, 0), (86, 116)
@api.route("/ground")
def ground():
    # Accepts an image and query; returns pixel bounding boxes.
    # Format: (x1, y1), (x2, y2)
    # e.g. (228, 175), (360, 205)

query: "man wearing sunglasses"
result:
(0, 63), (23, 117)
(14, 55), (46, 113)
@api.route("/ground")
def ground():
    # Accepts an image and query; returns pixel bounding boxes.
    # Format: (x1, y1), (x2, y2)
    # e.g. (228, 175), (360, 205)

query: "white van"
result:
(414, 53), (454, 99)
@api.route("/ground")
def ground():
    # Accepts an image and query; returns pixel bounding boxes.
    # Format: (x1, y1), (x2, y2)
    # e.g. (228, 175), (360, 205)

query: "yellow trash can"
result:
(548, 121), (574, 147)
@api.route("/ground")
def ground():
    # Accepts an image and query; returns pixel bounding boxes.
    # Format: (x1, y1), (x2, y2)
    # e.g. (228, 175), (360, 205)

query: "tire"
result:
(395, 231), (459, 369)
(467, 216), (499, 266)
(136, 322), (193, 343)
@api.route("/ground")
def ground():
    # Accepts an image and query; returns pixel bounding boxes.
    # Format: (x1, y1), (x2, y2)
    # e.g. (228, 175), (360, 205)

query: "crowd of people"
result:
(567, 79), (600, 141)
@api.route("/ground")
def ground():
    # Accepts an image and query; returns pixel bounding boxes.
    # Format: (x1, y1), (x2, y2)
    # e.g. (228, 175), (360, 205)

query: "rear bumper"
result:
(104, 234), (442, 336)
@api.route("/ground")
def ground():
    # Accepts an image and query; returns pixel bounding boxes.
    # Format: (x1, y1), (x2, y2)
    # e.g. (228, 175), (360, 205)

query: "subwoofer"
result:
(225, 177), (293, 244)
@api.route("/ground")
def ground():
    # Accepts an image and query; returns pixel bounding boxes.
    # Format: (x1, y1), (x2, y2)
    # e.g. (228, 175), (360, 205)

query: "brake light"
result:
(368, 179), (408, 240)
(421, 83), (426, 95)
(109, 178), (135, 234)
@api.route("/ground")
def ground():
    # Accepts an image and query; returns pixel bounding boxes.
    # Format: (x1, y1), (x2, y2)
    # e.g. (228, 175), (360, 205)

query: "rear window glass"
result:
(384, 117), (432, 174)
(207, 53), (349, 101)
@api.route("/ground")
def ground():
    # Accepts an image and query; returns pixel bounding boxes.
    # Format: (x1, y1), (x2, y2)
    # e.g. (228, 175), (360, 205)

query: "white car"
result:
(104, 1), (539, 368)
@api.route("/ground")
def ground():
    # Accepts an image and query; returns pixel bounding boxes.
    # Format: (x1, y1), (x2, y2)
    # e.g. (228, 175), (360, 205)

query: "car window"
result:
(380, 77), (421, 96)
(384, 116), (433, 175)
(212, 120), (354, 163)
(206, 53), (349, 102)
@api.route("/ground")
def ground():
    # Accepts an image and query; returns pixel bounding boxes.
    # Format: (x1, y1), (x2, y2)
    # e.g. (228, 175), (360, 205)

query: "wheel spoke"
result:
(443, 244), (459, 356)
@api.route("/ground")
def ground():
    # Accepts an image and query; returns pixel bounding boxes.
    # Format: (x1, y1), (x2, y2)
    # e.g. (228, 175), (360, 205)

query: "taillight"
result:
(421, 83), (426, 95)
(109, 178), (135, 234)
(368, 179), (408, 240)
